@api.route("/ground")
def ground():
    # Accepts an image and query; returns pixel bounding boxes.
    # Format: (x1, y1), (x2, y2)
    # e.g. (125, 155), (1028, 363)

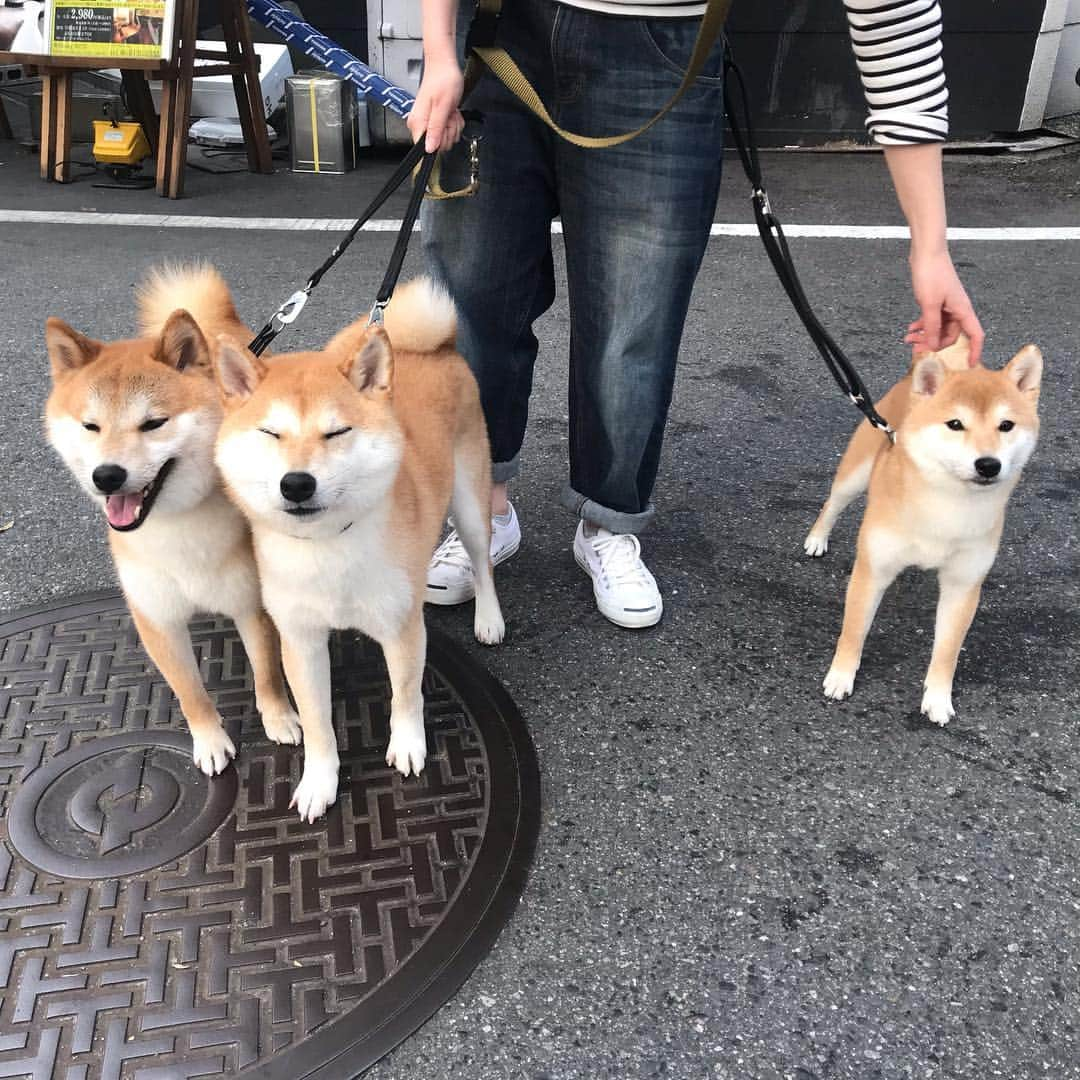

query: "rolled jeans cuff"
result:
(492, 455), (520, 485)
(560, 484), (656, 535)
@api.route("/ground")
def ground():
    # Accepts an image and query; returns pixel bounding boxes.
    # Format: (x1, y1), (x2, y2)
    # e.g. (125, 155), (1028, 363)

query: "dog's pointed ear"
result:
(340, 327), (393, 394)
(215, 336), (266, 401)
(935, 332), (973, 372)
(911, 354), (946, 398)
(46, 318), (102, 379)
(1004, 344), (1042, 402)
(156, 310), (212, 374)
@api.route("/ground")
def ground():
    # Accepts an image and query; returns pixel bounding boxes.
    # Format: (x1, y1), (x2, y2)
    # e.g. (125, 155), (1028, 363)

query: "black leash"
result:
(248, 139), (436, 357)
(723, 48), (895, 441)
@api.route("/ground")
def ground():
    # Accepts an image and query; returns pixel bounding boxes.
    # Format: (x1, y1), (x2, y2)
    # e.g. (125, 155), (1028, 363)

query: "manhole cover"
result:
(0, 592), (539, 1078)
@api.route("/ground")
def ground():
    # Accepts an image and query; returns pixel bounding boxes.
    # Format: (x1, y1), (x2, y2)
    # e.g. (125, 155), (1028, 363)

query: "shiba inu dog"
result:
(804, 335), (1043, 724)
(214, 277), (504, 823)
(44, 265), (301, 774)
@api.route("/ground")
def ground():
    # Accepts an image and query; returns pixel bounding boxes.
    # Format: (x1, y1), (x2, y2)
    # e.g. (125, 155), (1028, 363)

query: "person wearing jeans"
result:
(412, 0), (983, 629)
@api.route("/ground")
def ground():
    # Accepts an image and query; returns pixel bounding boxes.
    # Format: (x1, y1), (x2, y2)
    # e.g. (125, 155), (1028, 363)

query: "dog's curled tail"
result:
(137, 263), (240, 338)
(382, 276), (457, 354)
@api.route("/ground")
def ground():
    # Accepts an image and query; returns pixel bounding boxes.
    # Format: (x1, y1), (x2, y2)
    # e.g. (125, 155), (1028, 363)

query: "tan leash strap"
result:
(468, 0), (733, 149)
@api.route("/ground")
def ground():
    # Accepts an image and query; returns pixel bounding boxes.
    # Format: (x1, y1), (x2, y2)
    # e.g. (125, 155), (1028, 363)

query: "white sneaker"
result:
(573, 524), (663, 628)
(426, 502), (521, 606)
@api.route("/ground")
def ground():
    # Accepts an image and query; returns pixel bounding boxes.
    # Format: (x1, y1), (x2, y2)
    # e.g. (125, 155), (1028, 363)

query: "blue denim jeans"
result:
(422, 0), (726, 532)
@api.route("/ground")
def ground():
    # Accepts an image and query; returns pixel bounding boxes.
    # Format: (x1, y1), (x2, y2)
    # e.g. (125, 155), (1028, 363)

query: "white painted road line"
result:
(0, 208), (1078, 240)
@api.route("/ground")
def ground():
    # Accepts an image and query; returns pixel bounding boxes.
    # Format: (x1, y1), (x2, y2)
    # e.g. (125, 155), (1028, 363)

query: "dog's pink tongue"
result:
(105, 492), (143, 528)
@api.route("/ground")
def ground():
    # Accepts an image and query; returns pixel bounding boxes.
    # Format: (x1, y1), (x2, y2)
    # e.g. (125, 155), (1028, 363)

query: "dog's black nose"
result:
(280, 471), (317, 503)
(974, 457), (1002, 479)
(92, 464), (128, 494)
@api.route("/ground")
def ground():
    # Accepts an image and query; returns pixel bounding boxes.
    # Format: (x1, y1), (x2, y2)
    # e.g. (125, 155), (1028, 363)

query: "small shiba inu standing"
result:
(44, 266), (301, 774)
(214, 278), (504, 823)
(804, 336), (1043, 724)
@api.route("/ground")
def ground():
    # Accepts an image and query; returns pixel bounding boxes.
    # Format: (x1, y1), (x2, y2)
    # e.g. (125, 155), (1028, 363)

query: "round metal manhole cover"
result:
(0, 592), (539, 1079)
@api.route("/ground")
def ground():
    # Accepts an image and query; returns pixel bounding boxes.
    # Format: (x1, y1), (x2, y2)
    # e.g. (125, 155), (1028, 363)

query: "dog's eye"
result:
(945, 419), (965, 431)
(83, 422), (100, 433)
(258, 428), (281, 439)
(999, 420), (1015, 433)
(324, 427), (352, 440)
(139, 417), (168, 432)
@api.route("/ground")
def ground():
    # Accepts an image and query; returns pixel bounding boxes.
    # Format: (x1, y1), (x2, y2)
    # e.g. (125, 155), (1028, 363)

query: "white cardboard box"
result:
(103, 41), (293, 119)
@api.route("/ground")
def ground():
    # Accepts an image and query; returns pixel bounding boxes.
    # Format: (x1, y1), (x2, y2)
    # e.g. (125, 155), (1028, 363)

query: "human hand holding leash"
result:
(410, 0), (466, 152)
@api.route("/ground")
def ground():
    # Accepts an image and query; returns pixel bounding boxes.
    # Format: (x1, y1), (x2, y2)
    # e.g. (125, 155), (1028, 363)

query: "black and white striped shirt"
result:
(559, 0), (949, 145)
(846, 0), (948, 144)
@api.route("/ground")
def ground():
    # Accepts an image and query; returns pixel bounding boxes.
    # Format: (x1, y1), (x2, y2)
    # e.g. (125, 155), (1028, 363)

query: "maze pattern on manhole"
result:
(0, 593), (538, 1079)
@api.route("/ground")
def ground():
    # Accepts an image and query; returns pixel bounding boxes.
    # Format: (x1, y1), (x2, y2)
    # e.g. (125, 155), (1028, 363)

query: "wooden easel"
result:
(0, 0), (272, 198)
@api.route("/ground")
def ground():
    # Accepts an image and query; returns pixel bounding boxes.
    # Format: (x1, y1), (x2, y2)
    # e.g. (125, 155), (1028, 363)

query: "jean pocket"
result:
(640, 18), (726, 85)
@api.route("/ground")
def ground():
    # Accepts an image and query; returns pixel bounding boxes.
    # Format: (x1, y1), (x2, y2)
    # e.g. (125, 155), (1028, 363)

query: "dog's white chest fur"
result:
(256, 514), (411, 638)
(868, 483), (1012, 573)
(114, 492), (258, 623)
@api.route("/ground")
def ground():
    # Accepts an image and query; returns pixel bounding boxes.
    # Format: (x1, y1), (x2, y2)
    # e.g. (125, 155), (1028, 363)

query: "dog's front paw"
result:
(386, 720), (427, 777)
(191, 722), (236, 777)
(474, 608), (506, 646)
(823, 664), (856, 701)
(921, 686), (955, 726)
(290, 758), (340, 823)
(261, 702), (302, 746)
(803, 532), (829, 558)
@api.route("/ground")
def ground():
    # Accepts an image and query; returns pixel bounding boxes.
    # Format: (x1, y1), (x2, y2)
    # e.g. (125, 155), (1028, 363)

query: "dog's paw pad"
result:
(803, 534), (829, 558)
(386, 727), (427, 777)
(191, 724), (236, 777)
(261, 705), (302, 746)
(921, 688), (955, 726)
(823, 666), (856, 701)
(289, 761), (340, 823)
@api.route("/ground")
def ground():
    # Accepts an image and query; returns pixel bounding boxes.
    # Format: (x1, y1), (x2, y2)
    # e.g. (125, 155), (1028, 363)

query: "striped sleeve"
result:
(845, 0), (949, 145)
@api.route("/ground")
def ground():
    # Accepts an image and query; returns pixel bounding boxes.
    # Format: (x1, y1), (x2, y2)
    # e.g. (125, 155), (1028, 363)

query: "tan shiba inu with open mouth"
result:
(214, 277), (504, 823)
(44, 265), (301, 774)
(804, 335), (1043, 724)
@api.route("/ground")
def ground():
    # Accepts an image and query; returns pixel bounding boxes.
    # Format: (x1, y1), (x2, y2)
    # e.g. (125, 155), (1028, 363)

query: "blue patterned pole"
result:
(246, 0), (415, 120)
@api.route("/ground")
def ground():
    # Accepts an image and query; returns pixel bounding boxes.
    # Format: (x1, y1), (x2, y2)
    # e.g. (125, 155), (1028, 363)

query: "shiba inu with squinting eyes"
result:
(44, 265), (301, 775)
(213, 277), (504, 823)
(804, 335), (1043, 725)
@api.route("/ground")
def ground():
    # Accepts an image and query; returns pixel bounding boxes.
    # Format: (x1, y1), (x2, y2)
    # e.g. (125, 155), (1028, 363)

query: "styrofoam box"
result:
(103, 42), (293, 120)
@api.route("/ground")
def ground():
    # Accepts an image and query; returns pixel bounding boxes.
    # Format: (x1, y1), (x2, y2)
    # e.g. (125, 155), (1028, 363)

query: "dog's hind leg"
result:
(131, 606), (236, 776)
(234, 609), (301, 746)
(920, 559), (989, 725)
(450, 423), (506, 646)
(804, 425), (878, 557)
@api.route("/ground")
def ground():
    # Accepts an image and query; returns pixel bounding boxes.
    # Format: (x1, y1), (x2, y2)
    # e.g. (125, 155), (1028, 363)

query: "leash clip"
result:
(367, 299), (388, 327)
(272, 289), (310, 331)
(752, 187), (773, 219)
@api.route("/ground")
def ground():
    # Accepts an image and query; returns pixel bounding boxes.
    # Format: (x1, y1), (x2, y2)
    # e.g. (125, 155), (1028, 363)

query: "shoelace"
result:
(591, 533), (652, 588)
(431, 529), (472, 570)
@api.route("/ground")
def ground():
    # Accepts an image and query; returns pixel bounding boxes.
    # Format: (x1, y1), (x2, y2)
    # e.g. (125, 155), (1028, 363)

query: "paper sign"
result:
(46, 1), (174, 60)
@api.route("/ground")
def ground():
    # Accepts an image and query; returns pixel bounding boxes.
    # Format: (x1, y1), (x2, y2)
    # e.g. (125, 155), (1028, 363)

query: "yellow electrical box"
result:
(91, 121), (151, 167)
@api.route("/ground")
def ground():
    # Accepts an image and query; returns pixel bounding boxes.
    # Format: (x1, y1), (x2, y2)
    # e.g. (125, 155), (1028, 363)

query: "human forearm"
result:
(883, 143), (947, 258)
(421, 0), (459, 64)
(882, 144), (983, 362)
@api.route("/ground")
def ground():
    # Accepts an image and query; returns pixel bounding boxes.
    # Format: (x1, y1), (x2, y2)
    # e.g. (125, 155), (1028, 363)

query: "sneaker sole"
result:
(425, 537), (521, 607)
(573, 551), (663, 629)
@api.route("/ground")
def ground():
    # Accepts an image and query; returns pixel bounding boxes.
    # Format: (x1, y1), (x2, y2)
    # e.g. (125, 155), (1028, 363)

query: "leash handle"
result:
(723, 51), (895, 442)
